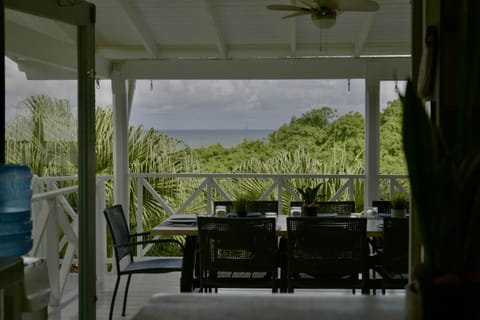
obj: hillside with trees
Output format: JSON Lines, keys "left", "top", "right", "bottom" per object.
{"left": 192, "top": 102, "right": 406, "bottom": 175}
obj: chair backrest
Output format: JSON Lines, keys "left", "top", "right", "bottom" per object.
{"left": 289, "top": 201, "right": 355, "bottom": 215}
{"left": 197, "top": 217, "right": 278, "bottom": 273}
{"left": 287, "top": 217, "right": 368, "bottom": 275}
{"left": 104, "top": 205, "right": 133, "bottom": 265}
{"left": 382, "top": 217, "right": 409, "bottom": 274}
{"left": 372, "top": 200, "right": 392, "bottom": 214}
{"left": 246, "top": 200, "right": 279, "bottom": 214}
{"left": 316, "top": 201, "right": 355, "bottom": 215}
{"left": 214, "top": 200, "right": 279, "bottom": 215}
{"left": 213, "top": 201, "right": 234, "bottom": 214}
{"left": 372, "top": 200, "right": 410, "bottom": 214}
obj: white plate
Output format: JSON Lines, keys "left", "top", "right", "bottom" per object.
{"left": 169, "top": 214, "right": 197, "bottom": 224}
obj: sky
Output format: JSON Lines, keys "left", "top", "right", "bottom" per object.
{"left": 5, "top": 57, "right": 404, "bottom": 130}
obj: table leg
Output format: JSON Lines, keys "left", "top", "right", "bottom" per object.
{"left": 180, "top": 235, "right": 197, "bottom": 292}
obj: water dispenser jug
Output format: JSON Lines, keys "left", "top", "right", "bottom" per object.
{"left": 0, "top": 164, "right": 33, "bottom": 257}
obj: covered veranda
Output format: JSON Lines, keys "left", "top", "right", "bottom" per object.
{"left": 2, "top": 0, "right": 421, "bottom": 319}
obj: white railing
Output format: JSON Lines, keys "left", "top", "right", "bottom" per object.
{"left": 29, "top": 172, "right": 408, "bottom": 310}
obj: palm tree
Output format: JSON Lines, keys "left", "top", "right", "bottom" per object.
{"left": 6, "top": 95, "right": 77, "bottom": 176}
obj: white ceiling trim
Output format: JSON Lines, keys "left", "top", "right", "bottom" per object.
{"left": 115, "top": 0, "right": 158, "bottom": 58}
{"left": 201, "top": 0, "right": 227, "bottom": 59}
{"left": 120, "top": 57, "right": 411, "bottom": 80}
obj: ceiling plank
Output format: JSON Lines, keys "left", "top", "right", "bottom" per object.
{"left": 6, "top": 20, "right": 77, "bottom": 72}
{"left": 289, "top": 0, "right": 297, "bottom": 58}
{"left": 353, "top": 13, "right": 375, "bottom": 58}
{"left": 5, "top": 0, "right": 93, "bottom": 26}
{"left": 201, "top": 0, "right": 227, "bottom": 59}
{"left": 115, "top": 0, "right": 158, "bottom": 58}
{"left": 289, "top": 17, "right": 297, "bottom": 58}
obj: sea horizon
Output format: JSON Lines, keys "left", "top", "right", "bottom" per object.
{"left": 160, "top": 129, "right": 273, "bottom": 149}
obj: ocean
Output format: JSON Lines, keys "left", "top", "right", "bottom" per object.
{"left": 161, "top": 129, "right": 272, "bottom": 149}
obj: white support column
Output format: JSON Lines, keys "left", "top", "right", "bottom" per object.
{"left": 364, "top": 76, "right": 380, "bottom": 209}
{"left": 127, "top": 79, "right": 136, "bottom": 120}
{"left": 112, "top": 64, "right": 130, "bottom": 213}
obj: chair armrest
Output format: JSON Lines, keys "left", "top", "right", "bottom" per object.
{"left": 129, "top": 231, "right": 151, "bottom": 238}
{"left": 115, "top": 238, "right": 185, "bottom": 251}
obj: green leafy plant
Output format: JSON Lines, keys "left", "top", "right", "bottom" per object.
{"left": 296, "top": 183, "right": 324, "bottom": 206}
{"left": 391, "top": 191, "right": 408, "bottom": 210}
{"left": 401, "top": 79, "right": 480, "bottom": 283}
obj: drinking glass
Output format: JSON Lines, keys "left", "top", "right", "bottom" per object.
{"left": 366, "top": 206, "right": 378, "bottom": 218}
{"left": 290, "top": 206, "right": 302, "bottom": 217}
{"left": 215, "top": 205, "right": 227, "bottom": 217}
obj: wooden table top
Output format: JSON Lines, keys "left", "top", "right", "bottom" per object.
{"left": 150, "top": 214, "right": 384, "bottom": 238}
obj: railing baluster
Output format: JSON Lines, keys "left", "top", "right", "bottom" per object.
{"left": 137, "top": 176, "right": 144, "bottom": 258}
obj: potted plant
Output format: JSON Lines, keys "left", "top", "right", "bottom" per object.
{"left": 296, "top": 183, "right": 324, "bottom": 216}
{"left": 233, "top": 193, "right": 254, "bottom": 217}
{"left": 390, "top": 191, "right": 408, "bottom": 218}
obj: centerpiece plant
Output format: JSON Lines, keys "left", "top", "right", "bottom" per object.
{"left": 233, "top": 192, "right": 255, "bottom": 217}
{"left": 390, "top": 191, "right": 408, "bottom": 218}
{"left": 296, "top": 182, "right": 324, "bottom": 216}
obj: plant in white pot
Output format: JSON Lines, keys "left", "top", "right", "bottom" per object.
{"left": 391, "top": 192, "right": 408, "bottom": 218}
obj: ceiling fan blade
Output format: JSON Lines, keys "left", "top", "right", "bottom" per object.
{"left": 298, "top": 0, "right": 319, "bottom": 9}
{"left": 336, "top": 0, "right": 379, "bottom": 12}
{"left": 266, "top": 4, "right": 309, "bottom": 11}
{"left": 282, "top": 11, "right": 312, "bottom": 19}
{"left": 314, "top": 0, "right": 339, "bottom": 9}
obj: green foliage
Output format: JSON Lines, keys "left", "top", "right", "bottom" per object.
{"left": 380, "top": 100, "right": 407, "bottom": 174}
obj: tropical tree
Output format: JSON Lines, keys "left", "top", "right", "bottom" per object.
{"left": 5, "top": 95, "right": 77, "bottom": 176}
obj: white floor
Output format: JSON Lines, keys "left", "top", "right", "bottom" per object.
{"left": 49, "top": 272, "right": 405, "bottom": 320}
{"left": 51, "top": 272, "right": 182, "bottom": 320}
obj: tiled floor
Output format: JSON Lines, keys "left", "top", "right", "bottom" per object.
{"left": 50, "top": 272, "right": 405, "bottom": 320}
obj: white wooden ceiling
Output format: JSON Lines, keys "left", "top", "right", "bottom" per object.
{"left": 5, "top": 0, "right": 411, "bottom": 80}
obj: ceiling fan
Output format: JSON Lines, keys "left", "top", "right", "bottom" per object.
{"left": 267, "top": 0, "right": 379, "bottom": 30}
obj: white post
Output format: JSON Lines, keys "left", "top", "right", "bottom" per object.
{"left": 45, "top": 198, "right": 60, "bottom": 307}
{"left": 364, "top": 75, "right": 380, "bottom": 210}
{"left": 112, "top": 64, "right": 130, "bottom": 214}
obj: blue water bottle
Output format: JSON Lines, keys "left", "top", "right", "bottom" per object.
{"left": 0, "top": 164, "right": 33, "bottom": 257}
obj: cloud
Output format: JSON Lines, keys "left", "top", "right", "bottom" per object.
{"left": 5, "top": 58, "right": 402, "bottom": 130}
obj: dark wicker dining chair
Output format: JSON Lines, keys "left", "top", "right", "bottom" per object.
{"left": 286, "top": 216, "right": 369, "bottom": 293}
{"left": 246, "top": 200, "right": 279, "bottom": 214}
{"left": 370, "top": 217, "right": 409, "bottom": 294}
{"left": 213, "top": 200, "right": 279, "bottom": 216}
{"left": 290, "top": 201, "right": 356, "bottom": 215}
{"left": 104, "top": 205, "right": 184, "bottom": 320}
{"left": 372, "top": 200, "right": 392, "bottom": 214}
{"left": 316, "top": 201, "right": 356, "bottom": 215}
{"left": 197, "top": 216, "right": 279, "bottom": 292}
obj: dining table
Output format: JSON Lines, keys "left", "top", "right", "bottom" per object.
{"left": 150, "top": 214, "right": 384, "bottom": 292}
